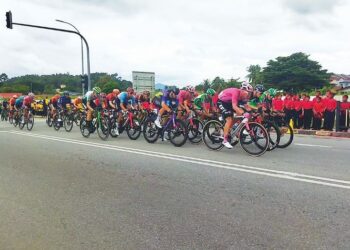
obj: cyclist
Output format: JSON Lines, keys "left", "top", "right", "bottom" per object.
{"left": 58, "top": 91, "right": 72, "bottom": 111}
{"left": 136, "top": 90, "right": 151, "bottom": 111}
{"left": 151, "top": 91, "right": 164, "bottom": 111}
{"left": 217, "top": 82, "right": 253, "bottom": 148}
{"left": 177, "top": 85, "right": 195, "bottom": 118}
{"left": 21, "top": 93, "right": 35, "bottom": 123}
{"left": 106, "top": 89, "right": 120, "bottom": 110}
{"left": 193, "top": 88, "right": 216, "bottom": 119}
{"left": 83, "top": 87, "right": 101, "bottom": 133}
{"left": 49, "top": 94, "right": 61, "bottom": 120}
{"left": 116, "top": 87, "right": 137, "bottom": 129}
{"left": 73, "top": 96, "right": 83, "bottom": 110}
{"left": 9, "top": 95, "right": 17, "bottom": 119}
{"left": 154, "top": 87, "right": 180, "bottom": 128}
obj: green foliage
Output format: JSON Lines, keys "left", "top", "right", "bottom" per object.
{"left": 196, "top": 77, "right": 241, "bottom": 92}
{"left": 246, "top": 65, "right": 263, "bottom": 85}
{"left": 0, "top": 72, "right": 132, "bottom": 94}
{"left": 262, "top": 52, "right": 330, "bottom": 92}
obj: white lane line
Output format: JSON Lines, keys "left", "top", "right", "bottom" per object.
{"left": 295, "top": 143, "right": 331, "bottom": 148}
{"left": 8, "top": 131, "right": 350, "bottom": 190}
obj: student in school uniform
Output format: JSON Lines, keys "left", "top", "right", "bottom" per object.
{"left": 323, "top": 91, "right": 337, "bottom": 131}
{"left": 283, "top": 93, "right": 294, "bottom": 124}
{"left": 340, "top": 95, "right": 349, "bottom": 132}
{"left": 312, "top": 96, "right": 325, "bottom": 130}
{"left": 302, "top": 95, "right": 313, "bottom": 129}
{"left": 272, "top": 93, "right": 284, "bottom": 113}
{"left": 293, "top": 94, "right": 303, "bottom": 129}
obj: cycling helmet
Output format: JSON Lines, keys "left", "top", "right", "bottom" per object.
{"left": 170, "top": 87, "right": 180, "bottom": 95}
{"left": 113, "top": 89, "right": 120, "bottom": 95}
{"left": 28, "top": 92, "right": 35, "bottom": 99}
{"left": 267, "top": 88, "right": 277, "bottom": 97}
{"left": 100, "top": 92, "right": 107, "bottom": 98}
{"left": 76, "top": 96, "right": 82, "bottom": 100}
{"left": 127, "top": 87, "right": 134, "bottom": 94}
{"left": 63, "top": 91, "right": 70, "bottom": 96}
{"left": 13, "top": 95, "right": 18, "bottom": 98}
{"left": 254, "top": 84, "right": 265, "bottom": 93}
{"left": 240, "top": 82, "right": 253, "bottom": 92}
{"left": 206, "top": 88, "right": 216, "bottom": 96}
{"left": 186, "top": 85, "right": 195, "bottom": 93}
{"left": 92, "top": 87, "right": 101, "bottom": 94}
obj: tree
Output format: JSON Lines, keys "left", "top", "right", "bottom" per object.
{"left": 262, "top": 52, "right": 330, "bottom": 92}
{"left": 246, "top": 65, "right": 262, "bottom": 85}
{"left": 0, "top": 73, "right": 8, "bottom": 83}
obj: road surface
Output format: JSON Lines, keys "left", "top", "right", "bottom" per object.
{"left": 1, "top": 119, "right": 349, "bottom": 249}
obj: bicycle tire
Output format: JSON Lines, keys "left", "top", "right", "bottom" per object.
{"left": 188, "top": 118, "right": 203, "bottom": 144}
{"left": 143, "top": 118, "right": 159, "bottom": 143}
{"left": 26, "top": 113, "right": 34, "bottom": 131}
{"left": 97, "top": 117, "right": 110, "bottom": 140}
{"left": 276, "top": 120, "right": 294, "bottom": 149}
{"left": 202, "top": 120, "right": 224, "bottom": 150}
{"left": 126, "top": 118, "right": 142, "bottom": 140}
{"left": 64, "top": 114, "right": 74, "bottom": 132}
{"left": 239, "top": 122, "right": 269, "bottom": 156}
{"left": 80, "top": 117, "right": 90, "bottom": 138}
{"left": 263, "top": 121, "right": 280, "bottom": 151}
{"left": 19, "top": 114, "right": 25, "bottom": 130}
{"left": 169, "top": 119, "right": 188, "bottom": 147}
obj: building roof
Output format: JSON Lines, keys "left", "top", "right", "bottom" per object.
{"left": 0, "top": 93, "right": 22, "bottom": 99}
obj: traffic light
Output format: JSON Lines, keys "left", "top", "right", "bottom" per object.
{"left": 81, "top": 74, "right": 88, "bottom": 92}
{"left": 6, "top": 11, "right": 12, "bottom": 29}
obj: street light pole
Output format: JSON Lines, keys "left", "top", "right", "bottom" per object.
{"left": 56, "top": 19, "right": 85, "bottom": 95}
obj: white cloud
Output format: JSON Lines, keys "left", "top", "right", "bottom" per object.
{"left": 1, "top": 0, "right": 349, "bottom": 86}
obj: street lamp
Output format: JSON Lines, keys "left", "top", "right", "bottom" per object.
{"left": 55, "top": 19, "right": 85, "bottom": 95}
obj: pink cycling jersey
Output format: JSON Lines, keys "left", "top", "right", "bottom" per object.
{"left": 218, "top": 88, "right": 242, "bottom": 107}
{"left": 177, "top": 90, "right": 192, "bottom": 104}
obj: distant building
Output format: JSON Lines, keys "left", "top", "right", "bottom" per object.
{"left": 132, "top": 71, "right": 155, "bottom": 93}
{"left": 330, "top": 74, "right": 350, "bottom": 89}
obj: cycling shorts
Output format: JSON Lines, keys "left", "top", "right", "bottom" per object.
{"left": 217, "top": 100, "right": 234, "bottom": 119}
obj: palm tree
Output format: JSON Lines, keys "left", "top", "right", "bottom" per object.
{"left": 246, "top": 65, "right": 262, "bottom": 85}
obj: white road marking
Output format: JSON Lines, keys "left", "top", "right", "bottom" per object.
{"left": 295, "top": 143, "right": 331, "bottom": 148}
{"left": 6, "top": 131, "right": 350, "bottom": 190}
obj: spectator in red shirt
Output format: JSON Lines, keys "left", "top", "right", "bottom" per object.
{"left": 284, "top": 93, "right": 294, "bottom": 124}
{"left": 312, "top": 96, "right": 325, "bottom": 130}
{"left": 302, "top": 95, "right": 314, "bottom": 129}
{"left": 272, "top": 93, "right": 284, "bottom": 112}
{"left": 312, "top": 90, "right": 322, "bottom": 103}
{"left": 340, "top": 95, "right": 349, "bottom": 132}
{"left": 293, "top": 94, "right": 303, "bottom": 129}
{"left": 323, "top": 91, "right": 337, "bottom": 131}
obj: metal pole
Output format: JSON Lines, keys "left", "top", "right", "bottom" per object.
{"left": 55, "top": 20, "right": 85, "bottom": 95}
{"left": 11, "top": 21, "right": 92, "bottom": 91}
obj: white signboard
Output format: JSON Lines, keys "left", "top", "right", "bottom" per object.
{"left": 132, "top": 71, "right": 155, "bottom": 93}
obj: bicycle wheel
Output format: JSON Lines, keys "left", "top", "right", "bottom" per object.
{"left": 79, "top": 117, "right": 90, "bottom": 138}
{"left": 26, "top": 113, "right": 34, "bottom": 131}
{"left": 53, "top": 117, "right": 61, "bottom": 131}
{"left": 188, "top": 118, "right": 203, "bottom": 144}
{"left": 168, "top": 119, "right": 188, "bottom": 147}
{"left": 19, "top": 114, "right": 25, "bottom": 130}
{"left": 143, "top": 118, "right": 159, "bottom": 143}
{"left": 46, "top": 113, "right": 53, "bottom": 127}
{"left": 126, "top": 118, "right": 142, "bottom": 140}
{"left": 97, "top": 117, "right": 110, "bottom": 140}
{"left": 64, "top": 114, "right": 74, "bottom": 132}
{"left": 109, "top": 119, "right": 119, "bottom": 138}
{"left": 276, "top": 120, "right": 294, "bottom": 149}
{"left": 263, "top": 121, "right": 280, "bottom": 151}
{"left": 239, "top": 122, "right": 269, "bottom": 156}
{"left": 9, "top": 113, "right": 13, "bottom": 124}
{"left": 202, "top": 120, "right": 224, "bottom": 150}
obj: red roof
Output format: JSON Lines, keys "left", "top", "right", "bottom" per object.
{"left": 0, "top": 93, "right": 22, "bottom": 99}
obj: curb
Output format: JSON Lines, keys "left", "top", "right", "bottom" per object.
{"left": 294, "top": 129, "right": 350, "bottom": 138}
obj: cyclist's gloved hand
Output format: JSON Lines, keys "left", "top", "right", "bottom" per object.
{"left": 243, "top": 113, "right": 250, "bottom": 119}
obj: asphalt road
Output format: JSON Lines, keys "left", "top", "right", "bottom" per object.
{"left": 0, "top": 119, "right": 349, "bottom": 249}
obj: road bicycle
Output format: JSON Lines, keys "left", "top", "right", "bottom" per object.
{"left": 18, "top": 108, "right": 34, "bottom": 131}
{"left": 1, "top": 108, "right": 9, "bottom": 121}
{"left": 80, "top": 108, "right": 110, "bottom": 140}
{"left": 143, "top": 110, "right": 188, "bottom": 147}
{"left": 202, "top": 113, "right": 269, "bottom": 156}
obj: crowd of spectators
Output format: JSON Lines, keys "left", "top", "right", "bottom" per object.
{"left": 272, "top": 90, "right": 349, "bottom": 132}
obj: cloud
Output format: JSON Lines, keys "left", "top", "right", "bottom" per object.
{"left": 1, "top": 0, "right": 350, "bottom": 86}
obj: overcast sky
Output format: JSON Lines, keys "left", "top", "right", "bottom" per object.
{"left": 1, "top": 0, "right": 349, "bottom": 86}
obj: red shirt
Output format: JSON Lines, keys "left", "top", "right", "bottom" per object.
{"left": 106, "top": 93, "right": 116, "bottom": 103}
{"left": 324, "top": 97, "right": 337, "bottom": 111}
{"left": 284, "top": 98, "right": 294, "bottom": 110}
{"left": 272, "top": 98, "right": 284, "bottom": 111}
{"left": 9, "top": 97, "right": 16, "bottom": 106}
{"left": 340, "top": 101, "right": 350, "bottom": 111}
{"left": 293, "top": 100, "right": 302, "bottom": 111}
{"left": 313, "top": 101, "right": 325, "bottom": 113}
{"left": 302, "top": 100, "right": 313, "bottom": 110}
{"left": 177, "top": 90, "right": 192, "bottom": 104}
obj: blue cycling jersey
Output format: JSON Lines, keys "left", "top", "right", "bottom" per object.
{"left": 118, "top": 92, "right": 135, "bottom": 105}
{"left": 58, "top": 96, "right": 71, "bottom": 107}
{"left": 161, "top": 90, "right": 178, "bottom": 109}
{"left": 15, "top": 96, "right": 24, "bottom": 107}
